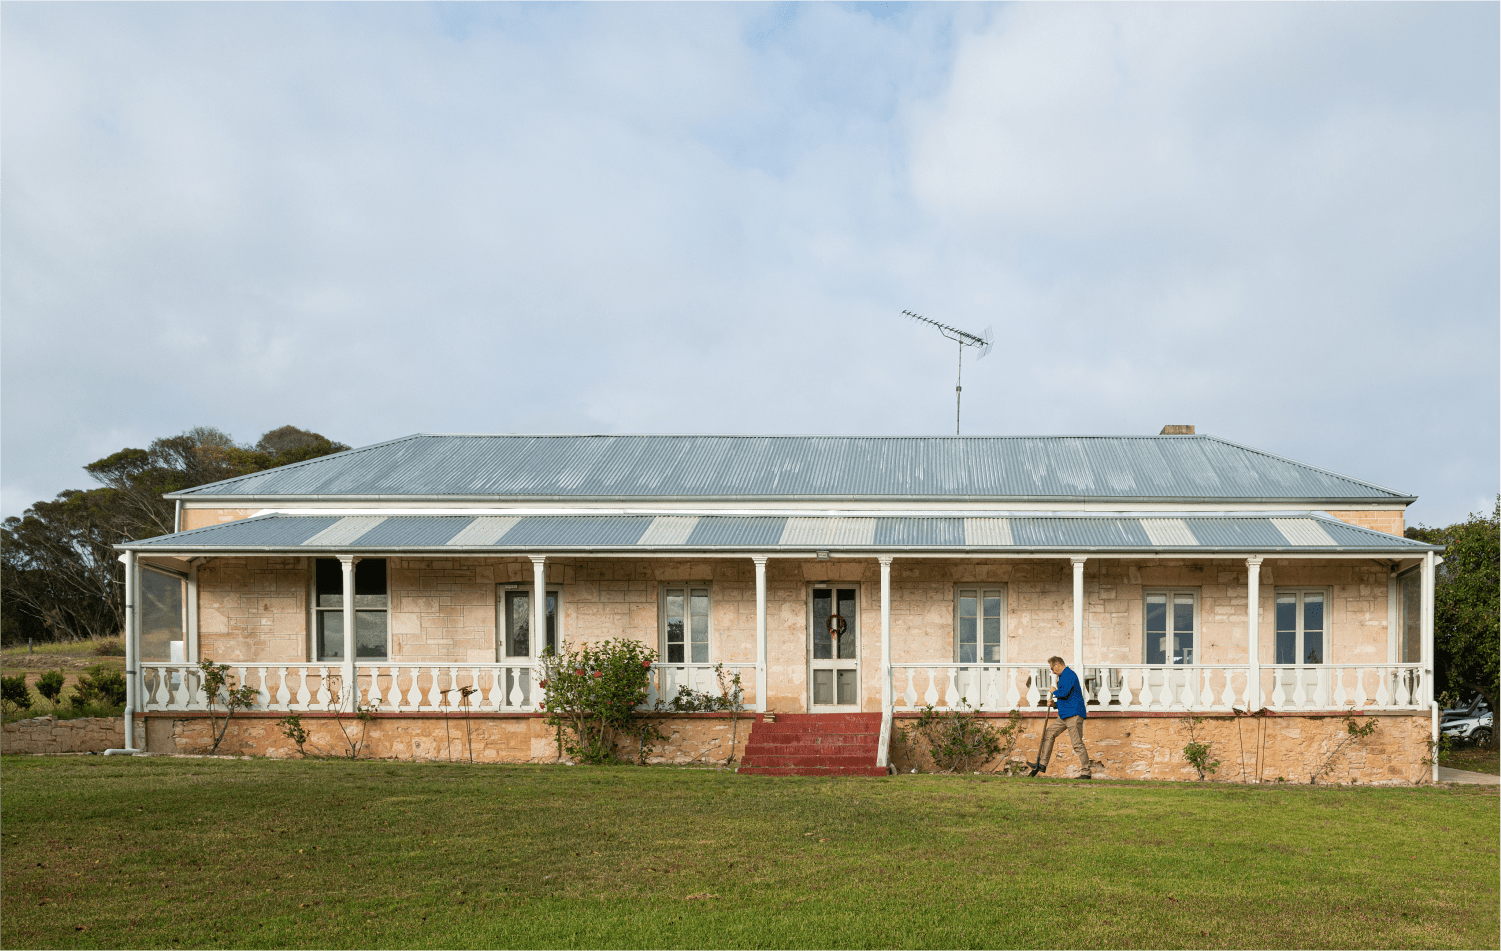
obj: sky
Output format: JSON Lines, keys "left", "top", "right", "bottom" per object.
{"left": 3, "top": 2, "right": 1497, "bottom": 528}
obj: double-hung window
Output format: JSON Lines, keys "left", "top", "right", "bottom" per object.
{"left": 139, "top": 564, "right": 188, "bottom": 664}
{"left": 1397, "top": 572, "right": 1421, "bottom": 664}
{"left": 313, "top": 558, "right": 389, "bottom": 661}
{"left": 954, "top": 586, "right": 1005, "bottom": 663}
{"left": 1275, "top": 589, "right": 1326, "bottom": 665}
{"left": 661, "top": 585, "right": 711, "bottom": 664}
{"left": 1144, "top": 589, "right": 1197, "bottom": 665}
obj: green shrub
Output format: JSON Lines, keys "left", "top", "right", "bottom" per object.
{"left": 71, "top": 665, "right": 126, "bottom": 709}
{"left": 538, "top": 639, "right": 663, "bottom": 764}
{"left": 2, "top": 674, "right": 33, "bottom": 711}
{"left": 896, "top": 703, "right": 1012, "bottom": 773}
{"left": 36, "top": 670, "right": 65, "bottom": 702}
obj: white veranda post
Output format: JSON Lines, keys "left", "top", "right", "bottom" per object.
{"left": 877, "top": 556, "right": 893, "bottom": 768}
{"left": 753, "top": 556, "right": 768, "bottom": 713}
{"left": 531, "top": 556, "right": 547, "bottom": 672}
{"left": 340, "top": 556, "right": 357, "bottom": 711}
{"left": 1421, "top": 551, "right": 1435, "bottom": 706}
{"left": 1246, "top": 556, "right": 1263, "bottom": 710}
{"left": 1071, "top": 557, "right": 1086, "bottom": 673}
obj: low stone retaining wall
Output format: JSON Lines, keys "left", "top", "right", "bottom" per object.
{"left": 2, "top": 716, "right": 125, "bottom": 754}
{"left": 141, "top": 711, "right": 755, "bottom": 765}
{"left": 890, "top": 711, "right": 1432, "bottom": 785}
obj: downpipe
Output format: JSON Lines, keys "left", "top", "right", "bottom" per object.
{"left": 1430, "top": 701, "right": 1440, "bottom": 783}
{"left": 104, "top": 550, "right": 143, "bottom": 756}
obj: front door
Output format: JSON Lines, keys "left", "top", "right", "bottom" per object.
{"left": 809, "top": 587, "right": 859, "bottom": 709}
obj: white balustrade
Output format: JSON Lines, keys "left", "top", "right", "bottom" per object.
{"left": 887, "top": 663, "right": 1425, "bottom": 713}
{"left": 644, "top": 664, "right": 758, "bottom": 709}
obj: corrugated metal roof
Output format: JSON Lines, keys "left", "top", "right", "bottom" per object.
{"left": 166, "top": 434, "right": 1413, "bottom": 503}
{"left": 124, "top": 513, "right": 1438, "bottom": 553}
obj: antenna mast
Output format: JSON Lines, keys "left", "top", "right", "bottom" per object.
{"left": 903, "top": 310, "right": 993, "bottom": 434}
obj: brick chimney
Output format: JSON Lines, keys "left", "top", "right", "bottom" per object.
{"left": 1159, "top": 425, "right": 1195, "bottom": 435}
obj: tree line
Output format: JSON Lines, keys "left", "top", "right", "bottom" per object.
{"left": 1407, "top": 501, "right": 1500, "bottom": 721}
{"left": 1, "top": 425, "right": 348, "bottom": 644}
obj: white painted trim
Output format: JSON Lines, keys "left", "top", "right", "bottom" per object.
{"left": 187, "top": 500, "right": 1410, "bottom": 515}
{"left": 1246, "top": 557, "right": 1262, "bottom": 710}
{"left": 807, "top": 582, "right": 862, "bottom": 712}
{"left": 1071, "top": 557, "right": 1086, "bottom": 670}
{"left": 753, "top": 557, "right": 768, "bottom": 713}
{"left": 878, "top": 556, "right": 893, "bottom": 769}
{"left": 658, "top": 582, "right": 714, "bottom": 666}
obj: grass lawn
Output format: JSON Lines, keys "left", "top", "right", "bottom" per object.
{"left": 2, "top": 758, "right": 1496, "bottom": 950}
{"left": 1441, "top": 743, "right": 1499, "bottom": 775}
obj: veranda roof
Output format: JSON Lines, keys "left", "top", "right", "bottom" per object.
{"left": 119, "top": 512, "right": 1438, "bottom": 555}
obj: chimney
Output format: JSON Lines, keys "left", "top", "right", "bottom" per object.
{"left": 1159, "top": 424, "right": 1195, "bottom": 435}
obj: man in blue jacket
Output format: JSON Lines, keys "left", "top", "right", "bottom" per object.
{"left": 1028, "top": 655, "right": 1091, "bottom": 779}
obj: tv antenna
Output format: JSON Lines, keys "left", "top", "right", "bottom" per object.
{"left": 903, "top": 310, "right": 993, "bottom": 434}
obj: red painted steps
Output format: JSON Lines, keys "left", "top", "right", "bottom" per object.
{"left": 737, "top": 713, "right": 888, "bottom": 777}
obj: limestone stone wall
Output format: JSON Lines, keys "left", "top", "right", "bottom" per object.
{"left": 143, "top": 712, "right": 753, "bottom": 765}
{"left": 180, "top": 508, "right": 261, "bottom": 531}
{"left": 191, "top": 555, "right": 1398, "bottom": 714}
{"left": 889, "top": 711, "right": 1431, "bottom": 785}
{"left": 198, "top": 557, "right": 309, "bottom": 663}
{"left": 1326, "top": 510, "right": 1406, "bottom": 537}
{"left": 1, "top": 716, "right": 125, "bottom": 754}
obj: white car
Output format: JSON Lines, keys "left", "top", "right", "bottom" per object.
{"left": 1441, "top": 711, "right": 1493, "bottom": 743}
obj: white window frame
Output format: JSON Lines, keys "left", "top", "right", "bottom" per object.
{"left": 807, "top": 583, "right": 861, "bottom": 709}
{"left": 658, "top": 583, "right": 713, "bottom": 666}
{"left": 1273, "top": 587, "right": 1331, "bottom": 666}
{"left": 310, "top": 558, "right": 390, "bottom": 662}
{"left": 1142, "top": 588, "right": 1200, "bottom": 666}
{"left": 496, "top": 584, "right": 562, "bottom": 659}
{"left": 953, "top": 585, "right": 1007, "bottom": 664}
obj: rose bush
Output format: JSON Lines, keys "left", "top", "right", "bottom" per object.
{"left": 538, "top": 639, "right": 663, "bottom": 764}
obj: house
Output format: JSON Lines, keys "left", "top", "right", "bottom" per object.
{"left": 114, "top": 428, "right": 1442, "bottom": 782}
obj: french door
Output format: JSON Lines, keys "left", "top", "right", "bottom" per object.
{"left": 809, "top": 587, "right": 860, "bottom": 709}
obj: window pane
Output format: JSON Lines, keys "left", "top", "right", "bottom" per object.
{"left": 669, "top": 585, "right": 687, "bottom": 660}
{"left": 1145, "top": 595, "right": 1167, "bottom": 664}
{"left": 837, "top": 589, "right": 857, "bottom": 660}
{"left": 354, "top": 559, "right": 387, "bottom": 608}
{"left": 983, "top": 592, "right": 1002, "bottom": 619}
{"left": 1302, "top": 594, "right": 1323, "bottom": 633}
{"left": 139, "top": 567, "right": 184, "bottom": 663}
{"left": 959, "top": 593, "right": 977, "bottom": 618}
{"left": 982, "top": 614, "right": 1001, "bottom": 663}
{"left": 318, "top": 611, "right": 344, "bottom": 661}
{"left": 1173, "top": 594, "right": 1194, "bottom": 665}
{"left": 958, "top": 615, "right": 977, "bottom": 659}
{"left": 690, "top": 589, "right": 709, "bottom": 664}
{"left": 545, "top": 594, "right": 557, "bottom": 655}
{"left": 813, "top": 669, "right": 833, "bottom": 705}
{"left": 837, "top": 669, "right": 857, "bottom": 706}
{"left": 1275, "top": 595, "right": 1297, "bottom": 665}
{"left": 506, "top": 591, "right": 529, "bottom": 657}
{"left": 813, "top": 589, "right": 832, "bottom": 660}
{"left": 1401, "top": 576, "right": 1421, "bottom": 663}
{"left": 355, "top": 610, "right": 387, "bottom": 659}
{"left": 316, "top": 559, "right": 343, "bottom": 608}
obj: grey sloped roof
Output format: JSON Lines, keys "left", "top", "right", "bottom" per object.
{"left": 122, "top": 513, "right": 1437, "bottom": 554}
{"left": 166, "top": 434, "right": 1413, "bottom": 503}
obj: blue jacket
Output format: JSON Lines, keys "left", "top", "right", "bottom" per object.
{"left": 1051, "top": 667, "right": 1087, "bottom": 719}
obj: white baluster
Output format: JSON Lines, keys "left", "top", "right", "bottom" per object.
{"left": 507, "top": 667, "right": 524, "bottom": 709}
{"left": 1270, "top": 670, "right": 1287, "bottom": 710}
{"left": 901, "top": 668, "right": 917, "bottom": 709}
{"left": 1332, "top": 667, "right": 1347, "bottom": 708}
{"left": 485, "top": 666, "right": 504, "bottom": 711}
{"left": 1024, "top": 671, "right": 1040, "bottom": 709}
{"left": 1352, "top": 667, "right": 1368, "bottom": 710}
{"left": 1393, "top": 669, "right": 1411, "bottom": 707}
{"left": 1115, "top": 669, "right": 1134, "bottom": 711}
{"left": 944, "top": 669, "right": 961, "bottom": 709}
{"left": 1374, "top": 669, "right": 1391, "bottom": 708}
{"left": 367, "top": 666, "right": 383, "bottom": 709}
{"left": 922, "top": 668, "right": 940, "bottom": 707}
{"left": 402, "top": 667, "right": 421, "bottom": 710}
{"left": 1180, "top": 668, "right": 1198, "bottom": 710}
{"left": 274, "top": 667, "right": 290, "bottom": 710}
{"left": 295, "top": 668, "right": 312, "bottom": 709}
{"left": 253, "top": 666, "right": 268, "bottom": 709}
{"left": 1004, "top": 667, "right": 1021, "bottom": 710}
{"left": 315, "top": 666, "right": 332, "bottom": 707}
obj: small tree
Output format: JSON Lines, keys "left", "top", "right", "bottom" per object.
{"left": 36, "top": 670, "right": 65, "bottom": 703}
{"left": 1182, "top": 716, "right": 1220, "bottom": 781}
{"left": 1, "top": 674, "right": 33, "bottom": 713}
{"left": 277, "top": 714, "right": 311, "bottom": 756}
{"left": 71, "top": 665, "right": 126, "bottom": 709}
{"left": 198, "top": 659, "right": 258, "bottom": 754}
{"left": 538, "top": 639, "right": 662, "bottom": 764}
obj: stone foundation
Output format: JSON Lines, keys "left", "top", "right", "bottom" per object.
{"left": 888, "top": 711, "right": 1431, "bottom": 785}
{"left": 1, "top": 716, "right": 125, "bottom": 754}
{"left": 140, "top": 712, "right": 755, "bottom": 765}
